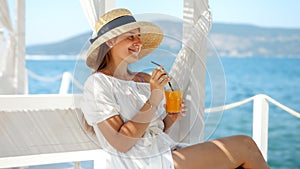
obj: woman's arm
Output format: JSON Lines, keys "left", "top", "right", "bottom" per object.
{"left": 97, "top": 67, "right": 170, "bottom": 152}
{"left": 163, "top": 114, "right": 178, "bottom": 132}
{"left": 163, "top": 100, "right": 186, "bottom": 132}
{"left": 97, "top": 94, "right": 160, "bottom": 152}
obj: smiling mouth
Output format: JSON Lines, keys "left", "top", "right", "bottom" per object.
{"left": 129, "top": 47, "right": 140, "bottom": 54}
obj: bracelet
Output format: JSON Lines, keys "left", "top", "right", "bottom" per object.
{"left": 145, "top": 100, "right": 158, "bottom": 110}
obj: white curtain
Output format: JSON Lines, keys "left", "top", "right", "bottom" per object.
{"left": 0, "top": 0, "right": 13, "bottom": 71}
{"left": 0, "top": 0, "right": 17, "bottom": 94}
{"left": 0, "top": 0, "right": 26, "bottom": 94}
{"left": 80, "top": 0, "right": 115, "bottom": 37}
{"left": 0, "top": 0, "right": 13, "bottom": 31}
{"left": 169, "top": 0, "right": 212, "bottom": 144}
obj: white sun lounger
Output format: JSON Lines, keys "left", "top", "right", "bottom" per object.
{"left": 0, "top": 94, "right": 106, "bottom": 168}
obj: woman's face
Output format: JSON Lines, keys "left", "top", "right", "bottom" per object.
{"left": 109, "top": 28, "right": 142, "bottom": 63}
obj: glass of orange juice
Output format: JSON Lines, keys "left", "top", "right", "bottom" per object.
{"left": 165, "top": 90, "right": 182, "bottom": 113}
{"left": 164, "top": 77, "right": 182, "bottom": 114}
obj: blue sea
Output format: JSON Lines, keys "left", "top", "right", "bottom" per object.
{"left": 25, "top": 57, "right": 300, "bottom": 169}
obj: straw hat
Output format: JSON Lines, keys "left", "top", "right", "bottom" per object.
{"left": 86, "top": 8, "right": 163, "bottom": 70}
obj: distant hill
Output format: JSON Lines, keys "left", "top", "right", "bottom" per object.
{"left": 26, "top": 22, "right": 300, "bottom": 57}
{"left": 210, "top": 23, "right": 300, "bottom": 57}
{"left": 26, "top": 32, "right": 91, "bottom": 55}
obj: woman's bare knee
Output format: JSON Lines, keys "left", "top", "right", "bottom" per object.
{"left": 172, "top": 135, "right": 269, "bottom": 169}
{"left": 172, "top": 140, "right": 240, "bottom": 169}
{"left": 212, "top": 135, "right": 268, "bottom": 168}
{"left": 231, "top": 135, "right": 262, "bottom": 155}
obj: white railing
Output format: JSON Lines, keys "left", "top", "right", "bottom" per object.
{"left": 27, "top": 70, "right": 84, "bottom": 94}
{"left": 59, "top": 72, "right": 84, "bottom": 94}
{"left": 205, "top": 94, "right": 300, "bottom": 160}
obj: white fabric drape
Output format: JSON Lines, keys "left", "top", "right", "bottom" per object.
{"left": 169, "top": 0, "right": 211, "bottom": 144}
{"left": 80, "top": 0, "right": 115, "bottom": 37}
{"left": 0, "top": 0, "right": 13, "bottom": 31}
{"left": 0, "top": 0, "right": 17, "bottom": 94}
{"left": 0, "top": 0, "right": 26, "bottom": 94}
{"left": 0, "top": 0, "right": 13, "bottom": 72}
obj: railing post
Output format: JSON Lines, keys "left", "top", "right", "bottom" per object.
{"left": 59, "top": 72, "right": 72, "bottom": 94}
{"left": 74, "top": 161, "right": 80, "bottom": 169}
{"left": 94, "top": 159, "right": 101, "bottom": 169}
{"left": 93, "top": 150, "right": 106, "bottom": 169}
{"left": 252, "top": 94, "right": 269, "bottom": 161}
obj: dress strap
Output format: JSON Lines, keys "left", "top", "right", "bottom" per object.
{"left": 136, "top": 73, "right": 145, "bottom": 82}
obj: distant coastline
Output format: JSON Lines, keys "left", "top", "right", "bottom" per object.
{"left": 26, "top": 22, "right": 300, "bottom": 58}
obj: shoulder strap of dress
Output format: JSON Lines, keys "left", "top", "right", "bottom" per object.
{"left": 135, "top": 73, "right": 145, "bottom": 83}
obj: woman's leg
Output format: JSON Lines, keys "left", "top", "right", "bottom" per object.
{"left": 172, "top": 135, "right": 269, "bottom": 169}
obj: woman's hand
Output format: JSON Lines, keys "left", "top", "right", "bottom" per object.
{"left": 149, "top": 66, "right": 171, "bottom": 104}
{"left": 150, "top": 66, "right": 171, "bottom": 91}
{"left": 165, "top": 99, "right": 187, "bottom": 121}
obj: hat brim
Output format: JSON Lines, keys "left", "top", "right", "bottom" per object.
{"left": 86, "top": 21, "right": 163, "bottom": 70}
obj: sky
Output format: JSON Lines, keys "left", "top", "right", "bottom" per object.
{"left": 7, "top": 0, "right": 300, "bottom": 46}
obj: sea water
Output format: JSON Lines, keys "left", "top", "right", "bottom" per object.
{"left": 25, "top": 57, "right": 300, "bottom": 169}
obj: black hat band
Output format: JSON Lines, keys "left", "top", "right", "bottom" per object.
{"left": 90, "top": 15, "right": 136, "bottom": 44}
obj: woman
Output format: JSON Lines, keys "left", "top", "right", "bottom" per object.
{"left": 80, "top": 8, "right": 269, "bottom": 169}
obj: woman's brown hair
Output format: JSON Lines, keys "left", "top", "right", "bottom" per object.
{"left": 82, "top": 43, "right": 111, "bottom": 135}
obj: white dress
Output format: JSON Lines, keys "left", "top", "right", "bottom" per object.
{"left": 81, "top": 73, "right": 177, "bottom": 169}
